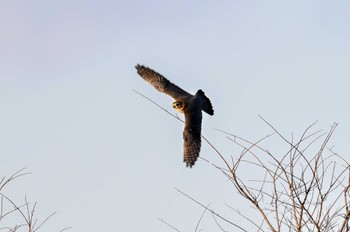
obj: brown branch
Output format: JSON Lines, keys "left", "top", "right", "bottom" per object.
{"left": 157, "top": 217, "right": 181, "bottom": 232}
{"left": 194, "top": 203, "right": 211, "bottom": 232}
{"left": 175, "top": 188, "right": 247, "bottom": 232}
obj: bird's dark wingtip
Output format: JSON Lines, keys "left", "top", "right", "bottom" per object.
{"left": 196, "top": 89, "right": 214, "bottom": 116}
{"left": 135, "top": 64, "right": 142, "bottom": 70}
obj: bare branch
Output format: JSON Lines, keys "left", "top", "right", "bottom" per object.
{"left": 175, "top": 188, "right": 247, "bottom": 232}
{"left": 157, "top": 217, "right": 181, "bottom": 232}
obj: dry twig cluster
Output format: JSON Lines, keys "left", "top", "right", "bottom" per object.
{"left": 0, "top": 169, "right": 70, "bottom": 232}
{"left": 215, "top": 119, "right": 350, "bottom": 232}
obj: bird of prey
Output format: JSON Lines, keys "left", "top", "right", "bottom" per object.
{"left": 135, "top": 64, "right": 214, "bottom": 168}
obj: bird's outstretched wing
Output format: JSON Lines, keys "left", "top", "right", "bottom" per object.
{"left": 183, "top": 108, "right": 202, "bottom": 168}
{"left": 135, "top": 64, "right": 192, "bottom": 100}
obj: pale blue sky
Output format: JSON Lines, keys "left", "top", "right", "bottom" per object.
{"left": 1, "top": 0, "right": 350, "bottom": 231}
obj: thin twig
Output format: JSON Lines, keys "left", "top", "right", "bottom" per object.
{"left": 175, "top": 188, "right": 247, "bottom": 232}
{"left": 157, "top": 217, "right": 181, "bottom": 232}
{"left": 194, "top": 203, "right": 211, "bottom": 232}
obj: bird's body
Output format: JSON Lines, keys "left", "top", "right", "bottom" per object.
{"left": 135, "top": 64, "right": 214, "bottom": 168}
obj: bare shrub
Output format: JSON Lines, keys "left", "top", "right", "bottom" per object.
{"left": 0, "top": 169, "right": 70, "bottom": 232}
{"left": 213, "top": 119, "right": 349, "bottom": 232}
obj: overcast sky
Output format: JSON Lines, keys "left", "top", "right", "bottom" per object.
{"left": 1, "top": 0, "right": 349, "bottom": 231}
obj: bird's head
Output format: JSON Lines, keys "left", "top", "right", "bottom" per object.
{"left": 172, "top": 101, "right": 185, "bottom": 113}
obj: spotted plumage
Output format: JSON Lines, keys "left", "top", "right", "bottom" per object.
{"left": 135, "top": 64, "right": 214, "bottom": 168}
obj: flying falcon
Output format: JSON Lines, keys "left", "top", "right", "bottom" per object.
{"left": 135, "top": 64, "right": 214, "bottom": 168}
